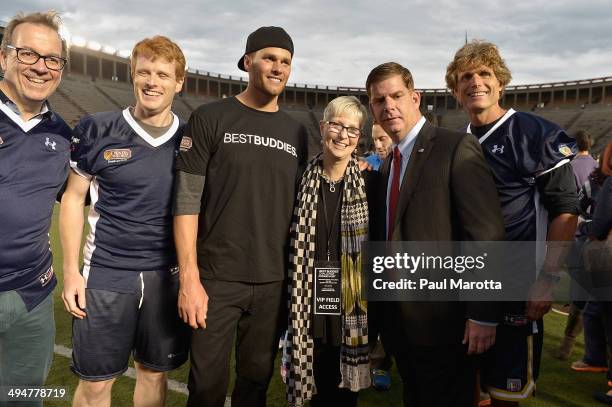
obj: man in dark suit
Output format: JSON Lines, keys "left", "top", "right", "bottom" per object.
{"left": 366, "top": 62, "right": 506, "bottom": 407}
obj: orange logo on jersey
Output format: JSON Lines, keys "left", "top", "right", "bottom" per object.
{"left": 104, "top": 148, "right": 132, "bottom": 162}
{"left": 179, "top": 136, "right": 192, "bottom": 152}
{"left": 558, "top": 145, "right": 573, "bottom": 157}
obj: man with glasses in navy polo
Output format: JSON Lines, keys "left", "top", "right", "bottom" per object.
{"left": 0, "top": 11, "right": 71, "bottom": 403}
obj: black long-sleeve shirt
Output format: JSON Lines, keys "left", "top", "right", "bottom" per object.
{"left": 584, "top": 177, "right": 612, "bottom": 240}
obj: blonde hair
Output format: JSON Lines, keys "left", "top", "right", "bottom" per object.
{"left": 445, "top": 40, "right": 512, "bottom": 93}
{"left": 323, "top": 96, "right": 368, "bottom": 129}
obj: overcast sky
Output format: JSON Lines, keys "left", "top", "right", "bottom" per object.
{"left": 4, "top": 0, "right": 612, "bottom": 89}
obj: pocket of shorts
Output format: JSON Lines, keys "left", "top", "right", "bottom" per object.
{"left": 0, "top": 291, "right": 27, "bottom": 332}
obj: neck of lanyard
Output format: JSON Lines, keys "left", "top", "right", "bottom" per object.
{"left": 320, "top": 179, "right": 343, "bottom": 261}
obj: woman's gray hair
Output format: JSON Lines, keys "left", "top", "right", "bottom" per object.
{"left": 322, "top": 96, "right": 368, "bottom": 129}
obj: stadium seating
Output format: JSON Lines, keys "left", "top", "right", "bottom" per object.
{"left": 537, "top": 107, "right": 583, "bottom": 130}
{"left": 48, "top": 72, "right": 612, "bottom": 157}
{"left": 283, "top": 108, "right": 322, "bottom": 158}
{"left": 48, "top": 89, "right": 84, "bottom": 127}
{"left": 438, "top": 110, "right": 469, "bottom": 131}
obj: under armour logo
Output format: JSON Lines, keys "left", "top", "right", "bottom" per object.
{"left": 491, "top": 144, "right": 504, "bottom": 154}
{"left": 39, "top": 267, "right": 54, "bottom": 287}
{"left": 45, "top": 137, "right": 56, "bottom": 150}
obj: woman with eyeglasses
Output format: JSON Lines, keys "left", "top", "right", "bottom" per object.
{"left": 283, "top": 96, "right": 371, "bottom": 406}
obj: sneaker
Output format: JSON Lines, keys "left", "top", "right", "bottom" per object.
{"left": 594, "top": 391, "right": 612, "bottom": 405}
{"left": 571, "top": 360, "right": 608, "bottom": 373}
{"left": 371, "top": 368, "right": 391, "bottom": 391}
{"left": 478, "top": 391, "right": 491, "bottom": 406}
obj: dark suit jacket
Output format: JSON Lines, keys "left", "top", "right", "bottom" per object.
{"left": 370, "top": 121, "right": 505, "bottom": 348}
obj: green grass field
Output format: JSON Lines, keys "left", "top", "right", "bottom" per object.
{"left": 44, "top": 205, "right": 607, "bottom": 406}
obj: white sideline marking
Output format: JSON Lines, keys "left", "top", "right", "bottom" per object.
{"left": 551, "top": 307, "right": 569, "bottom": 317}
{"left": 53, "top": 344, "right": 232, "bottom": 406}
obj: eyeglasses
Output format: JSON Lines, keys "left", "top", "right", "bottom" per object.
{"left": 324, "top": 121, "right": 361, "bottom": 138}
{"left": 5, "top": 45, "right": 67, "bottom": 71}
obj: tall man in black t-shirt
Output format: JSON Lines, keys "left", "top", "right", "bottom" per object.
{"left": 173, "top": 26, "right": 307, "bottom": 407}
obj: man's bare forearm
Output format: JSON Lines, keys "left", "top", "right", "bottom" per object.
{"left": 59, "top": 173, "right": 90, "bottom": 275}
{"left": 548, "top": 213, "right": 578, "bottom": 242}
{"left": 543, "top": 212, "right": 578, "bottom": 274}
{"left": 174, "top": 214, "right": 201, "bottom": 281}
{"left": 174, "top": 214, "right": 208, "bottom": 329}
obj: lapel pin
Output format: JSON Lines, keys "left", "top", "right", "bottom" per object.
{"left": 417, "top": 148, "right": 424, "bottom": 153}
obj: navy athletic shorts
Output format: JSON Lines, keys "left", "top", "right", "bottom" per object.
{"left": 71, "top": 268, "right": 190, "bottom": 381}
{"left": 481, "top": 317, "right": 543, "bottom": 402}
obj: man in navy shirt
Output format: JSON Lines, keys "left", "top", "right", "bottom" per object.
{"left": 60, "top": 36, "right": 189, "bottom": 407}
{"left": 446, "top": 40, "right": 578, "bottom": 407}
{"left": 0, "top": 11, "right": 71, "bottom": 402}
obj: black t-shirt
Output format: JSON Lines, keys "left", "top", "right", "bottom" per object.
{"left": 470, "top": 117, "right": 501, "bottom": 139}
{"left": 175, "top": 97, "right": 308, "bottom": 282}
{"left": 313, "top": 180, "right": 343, "bottom": 346}
{"left": 315, "top": 180, "right": 343, "bottom": 263}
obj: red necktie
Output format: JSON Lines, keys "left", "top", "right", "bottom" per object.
{"left": 388, "top": 146, "right": 401, "bottom": 240}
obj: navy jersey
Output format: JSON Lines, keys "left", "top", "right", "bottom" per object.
{"left": 468, "top": 109, "right": 576, "bottom": 242}
{"left": 71, "top": 109, "right": 183, "bottom": 290}
{"left": 0, "top": 95, "right": 71, "bottom": 310}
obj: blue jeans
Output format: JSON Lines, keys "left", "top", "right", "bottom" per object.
{"left": 0, "top": 291, "right": 55, "bottom": 407}
{"left": 583, "top": 301, "right": 607, "bottom": 367}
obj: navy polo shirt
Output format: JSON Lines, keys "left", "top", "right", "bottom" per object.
{"left": 0, "top": 90, "right": 71, "bottom": 311}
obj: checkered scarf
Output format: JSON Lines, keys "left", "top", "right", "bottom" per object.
{"left": 283, "top": 155, "right": 370, "bottom": 406}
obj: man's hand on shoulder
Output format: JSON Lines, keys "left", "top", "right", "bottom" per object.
{"left": 178, "top": 270, "right": 208, "bottom": 329}
{"left": 358, "top": 158, "right": 373, "bottom": 172}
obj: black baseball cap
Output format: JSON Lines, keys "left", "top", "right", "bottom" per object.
{"left": 237, "top": 26, "right": 294, "bottom": 71}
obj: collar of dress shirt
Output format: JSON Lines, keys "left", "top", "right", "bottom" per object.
{"left": 393, "top": 115, "right": 426, "bottom": 164}
{"left": 0, "top": 88, "right": 50, "bottom": 120}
